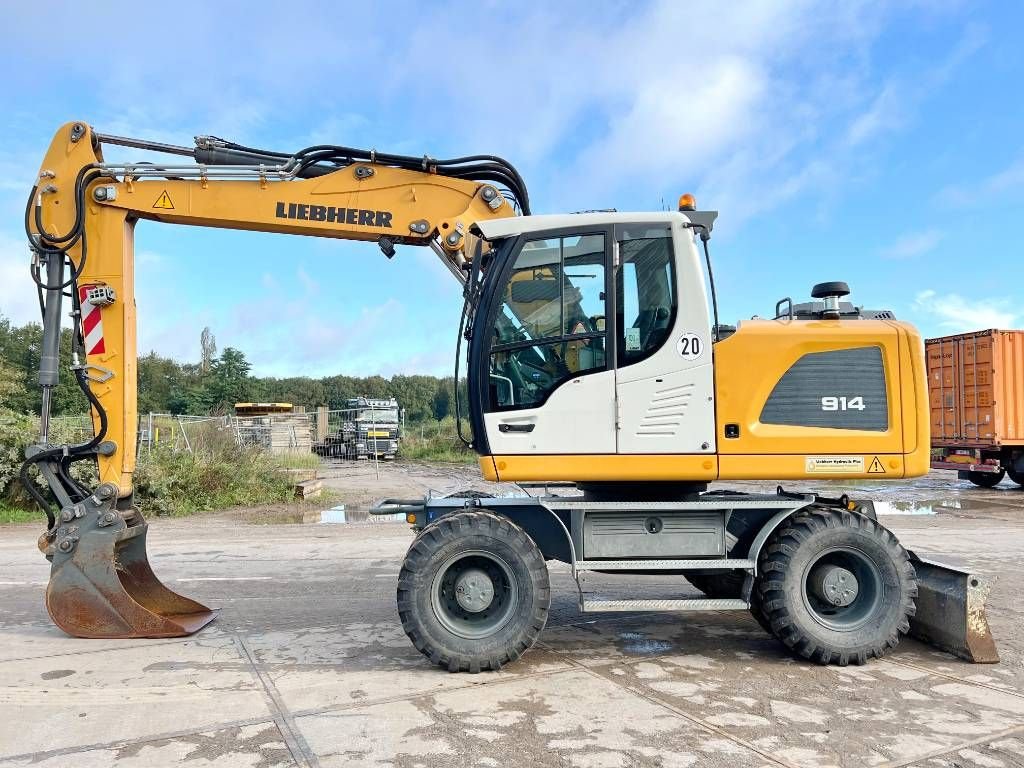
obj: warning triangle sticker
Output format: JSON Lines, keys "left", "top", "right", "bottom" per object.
{"left": 867, "top": 456, "right": 886, "bottom": 474}
{"left": 152, "top": 190, "right": 174, "bottom": 210}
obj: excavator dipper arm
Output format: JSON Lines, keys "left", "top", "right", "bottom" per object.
{"left": 23, "top": 121, "right": 521, "bottom": 638}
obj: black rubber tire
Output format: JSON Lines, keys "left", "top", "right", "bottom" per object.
{"left": 685, "top": 513, "right": 771, "bottom": 632}
{"left": 967, "top": 470, "right": 1005, "bottom": 488}
{"left": 686, "top": 573, "right": 775, "bottom": 635}
{"left": 397, "top": 510, "right": 550, "bottom": 673}
{"left": 748, "top": 586, "right": 775, "bottom": 635}
{"left": 757, "top": 508, "right": 917, "bottom": 666}
{"left": 1005, "top": 468, "right": 1023, "bottom": 487}
{"left": 686, "top": 511, "right": 759, "bottom": 601}
{"left": 686, "top": 571, "right": 745, "bottom": 599}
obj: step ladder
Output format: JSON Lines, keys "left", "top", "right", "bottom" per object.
{"left": 580, "top": 597, "right": 750, "bottom": 612}
{"left": 574, "top": 558, "right": 755, "bottom": 613}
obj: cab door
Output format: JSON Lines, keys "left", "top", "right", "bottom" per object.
{"left": 613, "top": 222, "right": 717, "bottom": 455}
{"left": 482, "top": 229, "right": 616, "bottom": 454}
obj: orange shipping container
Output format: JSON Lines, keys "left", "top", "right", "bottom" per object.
{"left": 926, "top": 329, "right": 1024, "bottom": 446}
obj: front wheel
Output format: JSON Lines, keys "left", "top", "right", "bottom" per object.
{"left": 397, "top": 510, "right": 550, "bottom": 673}
{"left": 967, "top": 470, "right": 1005, "bottom": 488}
{"left": 757, "top": 508, "right": 917, "bottom": 666}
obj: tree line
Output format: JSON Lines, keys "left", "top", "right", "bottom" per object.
{"left": 0, "top": 315, "right": 461, "bottom": 423}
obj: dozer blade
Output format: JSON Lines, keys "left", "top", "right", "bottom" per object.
{"left": 45, "top": 497, "right": 216, "bottom": 639}
{"left": 907, "top": 552, "right": 999, "bottom": 664}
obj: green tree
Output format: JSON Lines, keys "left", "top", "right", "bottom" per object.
{"left": 1, "top": 313, "right": 470, "bottom": 422}
{"left": 322, "top": 375, "right": 360, "bottom": 409}
{"left": 207, "top": 347, "right": 252, "bottom": 411}
{"left": 138, "top": 352, "right": 184, "bottom": 413}
{"left": 432, "top": 378, "right": 455, "bottom": 420}
{"left": 0, "top": 314, "right": 88, "bottom": 415}
{"left": 0, "top": 361, "right": 23, "bottom": 408}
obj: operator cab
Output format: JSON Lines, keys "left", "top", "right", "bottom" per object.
{"left": 466, "top": 211, "right": 718, "bottom": 461}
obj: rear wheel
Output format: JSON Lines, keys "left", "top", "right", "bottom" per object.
{"left": 748, "top": 586, "right": 774, "bottom": 635}
{"left": 1007, "top": 467, "right": 1024, "bottom": 487}
{"left": 398, "top": 510, "right": 549, "bottom": 673}
{"left": 967, "top": 470, "right": 1004, "bottom": 488}
{"left": 757, "top": 508, "right": 917, "bottom": 666}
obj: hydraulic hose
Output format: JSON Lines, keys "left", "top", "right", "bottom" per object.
{"left": 203, "top": 138, "right": 531, "bottom": 214}
{"left": 20, "top": 366, "right": 110, "bottom": 528}
{"left": 453, "top": 299, "right": 472, "bottom": 448}
{"left": 22, "top": 162, "right": 112, "bottom": 526}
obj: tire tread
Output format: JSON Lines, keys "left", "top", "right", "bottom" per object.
{"left": 397, "top": 509, "right": 549, "bottom": 673}
{"left": 756, "top": 507, "right": 916, "bottom": 666}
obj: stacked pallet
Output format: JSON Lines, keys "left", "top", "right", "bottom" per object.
{"left": 234, "top": 413, "right": 314, "bottom": 454}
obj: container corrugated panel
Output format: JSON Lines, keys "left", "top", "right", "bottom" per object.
{"left": 926, "top": 329, "right": 1024, "bottom": 447}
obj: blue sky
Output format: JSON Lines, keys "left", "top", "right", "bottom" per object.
{"left": 1, "top": 1, "right": 1022, "bottom": 377}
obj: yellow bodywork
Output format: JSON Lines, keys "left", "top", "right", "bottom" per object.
{"left": 483, "top": 318, "right": 930, "bottom": 483}
{"left": 714, "top": 317, "right": 929, "bottom": 480}
{"left": 33, "top": 121, "right": 930, "bottom": 496}
{"left": 33, "top": 122, "right": 516, "bottom": 497}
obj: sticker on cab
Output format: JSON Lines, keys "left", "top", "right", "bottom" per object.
{"left": 676, "top": 332, "right": 703, "bottom": 360}
{"left": 805, "top": 456, "right": 865, "bottom": 474}
{"left": 624, "top": 327, "right": 642, "bottom": 351}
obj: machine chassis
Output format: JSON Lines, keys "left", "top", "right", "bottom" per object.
{"left": 378, "top": 489, "right": 998, "bottom": 671}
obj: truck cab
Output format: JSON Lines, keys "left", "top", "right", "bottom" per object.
{"left": 343, "top": 396, "right": 401, "bottom": 460}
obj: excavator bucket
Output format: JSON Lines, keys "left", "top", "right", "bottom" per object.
{"left": 908, "top": 552, "right": 999, "bottom": 664}
{"left": 45, "top": 503, "right": 216, "bottom": 639}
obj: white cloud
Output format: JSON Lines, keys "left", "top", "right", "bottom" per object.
{"left": 221, "top": 290, "right": 447, "bottom": 377}
{"left": 0, "top": 1, "right": 993, "bottom": 376}
{"left": 0, "top": 233, "right": 41, "bottom": 325}
{"left": 136, "top": 250, "right": 163, "bottom": 266}
{"left": 913, "top": 289, "right": 1019, "bottom": 331}
{"left": 846, "top": 83, "right": 904, "bottom": 147}
{"left": 938, "top": 154, "right": 1024, "bottom": 206}
{"left": 879, "top": 230, "right": 943, "bottom": 259}
{"left": 296, "top": 266, "right": 319, "bottom": 296}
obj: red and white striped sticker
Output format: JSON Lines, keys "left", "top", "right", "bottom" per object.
{"left": 79, "top": 285, "right": 106, "bottom": 356}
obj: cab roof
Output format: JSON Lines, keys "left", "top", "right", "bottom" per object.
{"left": 474, "top": 210, "right": 717, "bottom": 241}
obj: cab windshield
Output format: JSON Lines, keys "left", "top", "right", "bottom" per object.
{"left": 485, "top": 225, "right": 675, "bottom": 411}
{"left": 355, "top": 408, "right": 399, "bottom": 423}
{"left": 488, "top": 233, "right": 607, "bottom": 410}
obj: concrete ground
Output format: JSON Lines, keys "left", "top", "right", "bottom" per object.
{"left": 1, "top": 466, "right": 1023, "bottom": 767}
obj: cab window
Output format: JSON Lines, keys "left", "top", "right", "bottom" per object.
{"left": 616, "top": 227, "right": 675, "bottom": 367}
{"left": 489, "top": 233, "right": 606, "bottom": 410}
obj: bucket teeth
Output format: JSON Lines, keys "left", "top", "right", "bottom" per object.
{"left": 45, "top": 500, "right": 216, "bottom": 639}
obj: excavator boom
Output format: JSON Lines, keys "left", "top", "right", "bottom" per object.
{"left": 24, "top": 121, "right": 522, "bottom": 638}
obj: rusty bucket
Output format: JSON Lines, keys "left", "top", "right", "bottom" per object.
{"left": 45, "top": 503, "right": 216, "bottom": 639}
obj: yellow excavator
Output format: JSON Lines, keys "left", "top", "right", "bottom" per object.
{"left": 21, "top": 121, "right": 997, "bottom": 670}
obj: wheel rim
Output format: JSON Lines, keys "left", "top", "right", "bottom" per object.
{"left": 801, "top": 547, "right": 884, "bottom": 632}
{"left": 430, "top": 550, "right": 519, "bottom": 639}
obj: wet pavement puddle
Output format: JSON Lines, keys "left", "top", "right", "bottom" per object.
{"left": 874, "top": 496, "right": 1004, "bottom": 515}
{"left": 316, "top": 505, "right": 405, "bottom": 524}
{"left": 875, "top": 500, "right": 943, "bottom": 515}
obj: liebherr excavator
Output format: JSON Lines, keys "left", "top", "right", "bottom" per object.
{"left": 21, "top": 121, "right": 997, "bottom": 670}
